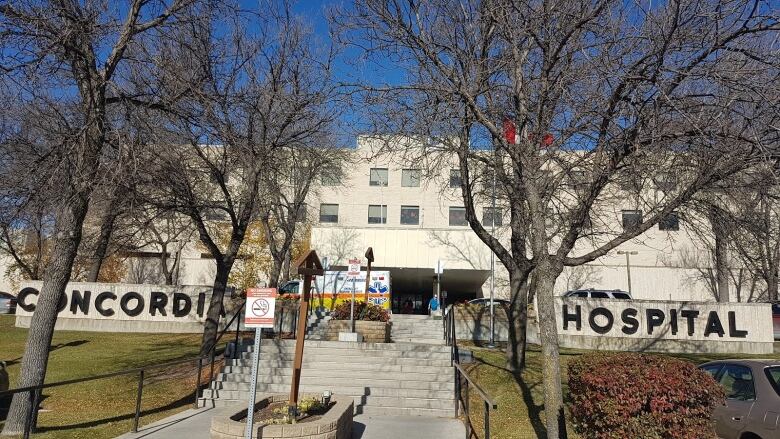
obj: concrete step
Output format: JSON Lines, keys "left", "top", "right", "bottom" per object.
{"left": 212, "top": 377, "right": 455, "bottom": 391}
{"left": 203, "top": 384, "right": 454, "bottom": 400}
{"left": 390, "top": 315, "right": 434, "bottom": 320}
{"left": 216, "top": 369, "right": 453, "bottom": 384}
{"left": 225, "top": 355, "right": 452, "bottom": 368}
{"left": 391, "top": 338, "right": 446, "bottom": 345}
{"left": 241, "top": 340, "right": 450, "bottom": 352}
{"left": 356, "top": 405, "right": 453, "bottom": 418}
{"left": 223, "top": 360, "right": 452, "bottom": 373}
{"left": 231, "top": 351, "right": 451, "bottom": 361}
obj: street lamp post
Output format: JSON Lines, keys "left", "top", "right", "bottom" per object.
{"left": 617, "top": 251, "right": 638, "bottom": 294}
{"left": 488, "top": 166, "right": 497, "bottom": 348}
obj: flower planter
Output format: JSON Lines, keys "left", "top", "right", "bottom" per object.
{"left": 210, "top": 393, "right": 353, "bottom": 439}
{"left": 325, "top": 320, "right": 391, "bottom": 343}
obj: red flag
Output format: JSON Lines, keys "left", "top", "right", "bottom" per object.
{"left": 503, "top": 117, "right": 516, "bottom": 144}
{"left": 542, "top": 133, "right": 554, "bottom": 147}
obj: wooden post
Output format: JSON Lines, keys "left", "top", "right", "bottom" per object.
{"left": 363, "top": 247, "right": 374, "bottom": 303}
{"left": 288, "top": 250, "right": 323, "bottom": 416}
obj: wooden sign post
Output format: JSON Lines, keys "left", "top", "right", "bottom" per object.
{"left": 288, "top": 250, "right": 324, "bottom": 418}
{"left": 363, "top": 247, "right": 374, "bottom": 303}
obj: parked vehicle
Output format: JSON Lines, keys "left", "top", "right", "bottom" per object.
{"left": 562, "top": 289, "right": 633, "bottom": 300}
{"left": 698, "top": 359, "right": 780, "bottom": 439}
{"left": 0, "top": 292, "right": 16, "bottom": 314}
{"left": 467, "top": 298, "right": 510, "bottom": 308}
{"left": 772, "top": 303, "right": 780, "bottom": 341}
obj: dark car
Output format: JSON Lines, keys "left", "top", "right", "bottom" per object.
{"left": 699, "top": 359, "right": 780, "bottom": 439}
{"left": 562, "top": 288, "right": 633, "bottom": 300}
{"left": 772, "top": 303, "right": 780, "bottom": 340}
{"left": 0, "top": 292, "right": 16, "bottom": 315}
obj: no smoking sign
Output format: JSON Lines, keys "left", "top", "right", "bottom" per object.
{"left": 244, "top": 288, "right": 277, "bottom": 328}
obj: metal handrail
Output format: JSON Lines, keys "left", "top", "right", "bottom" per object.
{"left": 0, "top": 299, "right": 246, "bottom": 439}
{"left": 446, "top": 304, "right": 498, "bottom": 439}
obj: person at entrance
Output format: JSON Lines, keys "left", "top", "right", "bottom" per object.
{"left": 402, "top": 299, "right": 414, "bottom": 314}
{"left": 428, "top": 295, "right": 440, "bottom": 318}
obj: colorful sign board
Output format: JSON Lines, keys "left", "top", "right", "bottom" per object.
{"left": 244, "top": 288, "right": 277, "bottom": 328}
{"left": 314, "top": 271, "right": 391, "bottom": 309}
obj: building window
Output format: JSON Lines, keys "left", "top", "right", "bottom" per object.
{"left": 622, "top": 210, "right": 642, "bottom": 230}
{"left": 449, "top": 169, "right": 462, "bottom": 188}
{"left": 402, "top": 169, "right": 421, "bottom": 187}
{"left": 400, "top": 205, "right": 420, "bottom": 225}
{"left": 369, "top": 168, "right": 389, "bottom": 186}
{"left": 654, "top": 173, "right": 678, "bottom": 192}
{"left": 659, "top": 212, "right": 679, "bottom": 231}
{"left": 368, "top": 205, "right": 387, "bottom": 224}
{"left": 321, "top": 173, "right": 341, "bottom": 186}
{"left": 319, "top": 204, "right": 339, "bottom": 223}
{"left": 449, "top": 207, "right": 468, "bottom": 226}
{"left": 482, "top": 207, "right": 503, "bottom": 227}
{"left": 295, "top": 204, "right": 307, "bottom": 223}
{"left": 571, "top": 170, "right": 589, "bottom": 193}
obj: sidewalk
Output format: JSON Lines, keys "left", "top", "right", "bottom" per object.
{"left": 115, "top": 408, "right": 465, "bottom": 439}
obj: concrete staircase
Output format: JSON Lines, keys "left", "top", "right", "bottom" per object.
{"left": 199, "top": 339, "right": 455, "bottom": 418}
{"left": 390, "top": 314, "right": 445, "bottom": 345}
{"left": 305, "top": 310, "right": 332, "bottom": 340}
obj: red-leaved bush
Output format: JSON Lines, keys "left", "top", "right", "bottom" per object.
{"left": 567, "top": 352, "right": 725, "bottom": 439}
{"left": 331, "top": 300, "right": 389, "bottom": 322}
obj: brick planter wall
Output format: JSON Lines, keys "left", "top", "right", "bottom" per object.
{"left": 324, "top": 320, "right": 391, "bottom": 343}
{"left": 210, "top": 394, "right": 353, "bottom": 439}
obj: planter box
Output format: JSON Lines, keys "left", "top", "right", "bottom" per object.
{"left": 325, "top": 320, "right": 391, "bottom": 343}
{"left": 210, "top": 393, "right": 353, "bottom": 439}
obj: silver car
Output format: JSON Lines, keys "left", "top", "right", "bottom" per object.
{"left": 0, "top": 292, "right": 16, "bottom": 314}
{"left": 699, "top": 359, "right": 780, "bottom": 439}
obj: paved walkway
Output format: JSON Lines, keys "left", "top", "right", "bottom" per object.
{"left": 115, "top": 408, "right": 465, "bottom": 439}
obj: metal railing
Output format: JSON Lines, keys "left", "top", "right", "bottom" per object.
{"left": 0, "top": 300, "right": 246, "bottom": 439}
{"left": 445, "top": 305, "right": 498, "bottom": 439}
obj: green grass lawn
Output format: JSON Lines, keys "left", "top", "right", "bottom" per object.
{"left": 0, "top": 315, "right": 210, "bottom": 439}
{"left": 463, "top": 342, "right": 780, "bottom": 439}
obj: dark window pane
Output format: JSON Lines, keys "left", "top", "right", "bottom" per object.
{"left": 370, "top": 168, "right": 388, "bottom": 186}
{"left": 719, "top": 365, "right": 756, "bottom": 401}
{"left": 449, "top": 207, "right": 467, "bottom": 226}
{"left": 402, "top": 169, "right": 420, "bottom": 187}
{"left": 622, "top": 210, "right": 642, "bottom": 230}
{"left": 401, "top": 205, "right": 420, "bottom": 225}
{"left": 319, "top": 204, "right": 338, "bottom": 223}
{"left": 612, "top": 293, "right": 631, "bottom": 299}
{"left": 321, "top": 174, "right": 341, "bottom": 186}
{"left": 701, "top": 364, "right": 724, "bottom": 379}
{"left": 655, "top": 174, "right": 678, "bottom": 192}
{"left": 482, "top": 207, "right": 503, "bottom": 227}
{"left": 368, "top": 205, "right": 387, "bottom": 224}
{"left": 591, "top": 292, "right": 609, "bottom": 298}
{"left": 450, "top": 169, "right": 462, "bottom": 188}
{"left": 659, "top": 212, "right": 679, "bottom": 231}
{"left": 765, "top": 367, "right": 780, "bottom": 397}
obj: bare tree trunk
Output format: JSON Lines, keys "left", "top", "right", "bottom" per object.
{"left": 534, "top": 260, "right": 567, "bottom": 439}
{"left": 768, "top": 270, "right": 779, "bottom": 302}
{"left": 1, "top": 199, "right": 87, "bottom": 435}
{"left": 199, "top": 263, "right": 230, "bottom": 356}
{"left": 281, "top": 248, "right": 292, "bottom": 284}
{"left": 505, "top": 270, "right": 529, "bottom": 372}
{"left": 710, "top": 206, "right": 731, "bottom": 302}
{"left": 268, "top": 257, "right": 283, "bottom": 289}
{"left": 86, "top": 209, "right": 120, "bottom": 282}
{"left": 160, "top": 243, "right": 174, "bottom": 285}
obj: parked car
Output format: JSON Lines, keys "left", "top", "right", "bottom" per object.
{"left": 772, "top": 303, "right": 780, "bottom": 341}
{"left": 562, "top": 289, "right": 633, "bottom": 300}
{"left": 0, "top": 292, "right": 16, "bottom": 314}
{"left": 699, "top": 359, "right": 780, "bottom": 439}
{"left": 467, "top": 298, "right": 510, "bottom": 308}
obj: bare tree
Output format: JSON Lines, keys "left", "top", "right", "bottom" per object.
{"left": 336, "top": 1, "right": 780, "bottom": 436}
{"left": 137, "top": 2, "right": 340, "bottom": 355}
{"left": 0, "top": 0, "right": 197, "bottom": 434}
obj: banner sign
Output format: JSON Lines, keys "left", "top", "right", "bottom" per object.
{"left": 244, "top": 288, "right": 277, "bottom": 328}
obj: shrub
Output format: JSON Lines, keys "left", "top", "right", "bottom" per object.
{"left": 331, "top": 300, "right": 389, "bottom": 322}
{"left": 567, "top": 352, "right": 725, "bottom": 439}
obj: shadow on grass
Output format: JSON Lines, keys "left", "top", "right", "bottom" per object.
{"left": 4, "top": 340, "right": 90, "bottom": 367}
{"left": 34, "top": 389, "right": 196, "bottom": 433}
{"left": 471, "top": 355, "right": 548, "bottom": 438}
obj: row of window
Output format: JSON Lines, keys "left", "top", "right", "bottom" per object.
{"left": 319, "top": 204, "right": 503, "bottom": 226}
{"left": 322, "top": 168, "right": 467, "bottom": 188}
{"left": 320, "top": 204, "right": 680, "bottom": 231}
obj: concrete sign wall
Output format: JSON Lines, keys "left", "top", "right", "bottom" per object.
{"left": 454, "top": 298, "right": 775, "bottom": 354}
{"left": 14, "top": 281, "right": 226, "bottom": 333}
